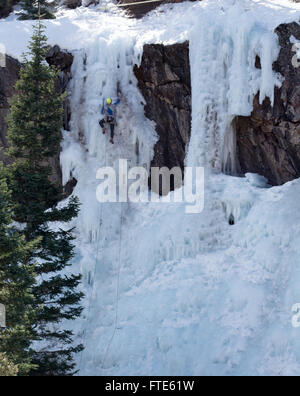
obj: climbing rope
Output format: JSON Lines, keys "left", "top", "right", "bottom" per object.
{"left": 101, "top": 201, "right": 124, "bottom": 370}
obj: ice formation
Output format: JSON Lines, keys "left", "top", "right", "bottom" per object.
{"left": 2, "top": 0, "right": 300, "bottom": 376}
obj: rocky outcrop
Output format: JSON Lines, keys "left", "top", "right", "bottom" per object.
{"left": 62, "top": 0, "right": 82, "bottom": 9}
{"left": 46, "top": 45, "right": 73, "bottom": 132}
{"left": 0, "top": 55, "right": 20, "bottom": 164}
{"left": 119, "top": 0, "right": 197, "bottom": 19}
{"left": 236, "top": 22, "right": 300, "bottom": 185}
{"left": 134, "top": 42, "right": 191, "bottom": 192}
{"left": 46, "top": 45, "right": 74, "bottom": 73}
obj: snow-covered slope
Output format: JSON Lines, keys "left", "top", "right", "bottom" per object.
{"left": 2, "top": 0, "right": 300, "bottom": 376}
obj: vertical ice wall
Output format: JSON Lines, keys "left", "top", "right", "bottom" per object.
{"left": 187, "top": 5, "right": 281, "bottom": 173}
{"left": 60, "top": 31, "right": 159, "bottom": 374}
{"left": 61, "top": 34, "right": 157, "bottom": 243}
{"left": 58, "top": 2, "right": 290, "bottom": 376}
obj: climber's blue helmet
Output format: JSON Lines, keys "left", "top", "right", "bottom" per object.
{"left": 106, "top": 98, "right": 112, "bottom": 105}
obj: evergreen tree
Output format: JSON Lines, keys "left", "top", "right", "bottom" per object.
{"left": 0, "top": 1, "right": 18, "bottom": 18}
{"left": 6, "top": 18, "right": 83, "bottom": 376}
{"left": 0, "top": 167, "right": 38, "bottom": 376}
{"left": 18, "top": 0, "right": 55, "bottom": 20}
{"left": 0, "top": 353, "right": 19, "bottom": 376}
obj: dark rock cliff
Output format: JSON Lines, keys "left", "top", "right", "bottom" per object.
{"left": 46, "top": 45, "right": 73, "bottom": 132}
{"left": 235, "top": 22, "right": 300, "bottom": 185}
{"left": 134, "top": 42, "right": 191, "bottom": 192}
{"left": 62, "top": 0, "right": 82, "bottom": 9}
{"left": 118, "top": 0, "right": 198, "bottom": 19}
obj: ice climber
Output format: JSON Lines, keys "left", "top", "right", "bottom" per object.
{"left": 99, "top": 97, "right": 121, "bottom": 144}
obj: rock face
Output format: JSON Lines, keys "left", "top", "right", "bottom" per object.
{"left": 62, "top": 0, "right": 82, "bottom": 9}
{"left": 46, "top": 45, "right": 73, "bottom": 132}
{"left": 0, "top": 55, "right": 20, "bottom": 164}
{"left": 46, "top": 45, "right": 74, "bottom": 73}
{"left": 236, "top": 22, "right": 300, "bottom": 185}
{"left": 134, "top": 42, "right": 191, "bottom": 192}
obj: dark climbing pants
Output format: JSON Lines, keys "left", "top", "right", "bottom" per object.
{"left": 100, "top": 118, "right": 115, "bottom": 141}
